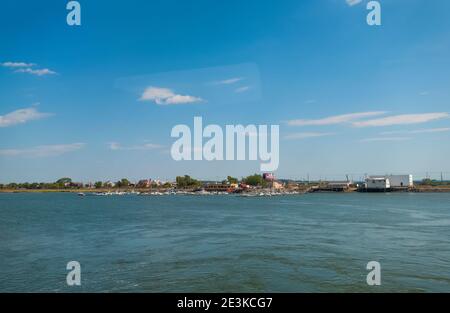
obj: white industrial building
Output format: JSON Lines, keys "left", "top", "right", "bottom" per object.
{"left": 366, "top": 177, "right": 391, "bottom": 190}
{"left": 387, "top": 175, "right": 413, "bottom": 188}
{"left": 364, "top": 174, "right": 413, "bottom": 191}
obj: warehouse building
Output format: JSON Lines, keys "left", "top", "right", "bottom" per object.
{"left": 363, "top": 174, "right": 413, "bottom": 192}
{"left": 387, "top": 175, "right": 413, "bottom": 188}
{"left": 366, "top": 177, "right": 391, "bottom": 191}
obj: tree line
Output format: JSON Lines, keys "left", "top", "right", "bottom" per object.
{"left": 0, "top": 174, "right": 272, "bottom": 190}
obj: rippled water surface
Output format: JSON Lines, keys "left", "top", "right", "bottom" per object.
{"left": 1, "top": 192, "right": 449, "bottom": 292}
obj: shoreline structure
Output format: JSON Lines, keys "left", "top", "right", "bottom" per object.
{"left": 1, "top": 186, "right": 307, "bottom": 195}
{"left": 2, "top": 174, "right": 450, "bottom": 195}
{"left": 1, "top": 185, "right": 450, "bottom": 195}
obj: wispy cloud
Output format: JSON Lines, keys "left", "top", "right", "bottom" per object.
{"left": 212, "top": 77, "right": 244, "bottom": 85}
{"left": 360, "top": 137, "right": 412, "bottom": 143}
{"left": 0, "top": 143, "right": 85, "bottom": 157}
{"left": 109, "top": 142, "right": 163, "bottom": 151}
{"left": 15, "top": 68, "right": 57, "bottom": 76}
{"left": 284, "top": 132, "right": 335, "bottom": 140}
{"left": 419, "top": 91, "right": 430, "bottom": 96}
{"left": 1, "top": 61, "right": 35, "bottom": 68}
{"left": 1, "top": 61, "right": 57, "bottom": 76}
{"left": 381, "top": 128, "right": 450, "bottom": 135}
{"left": 346, "top": 0, "right": 362, "bottom": 6}
{"left": 0, "top": 107, "right": 53, "bottom": 128}
{"left": 139, "top": 87, "right": 203, "bottom": 105}
{"left": 353, "top": 113, "right": 449, "bottom": 127}
{"left": 287, "top": 111, "right": 386, "bottom": 126}
{"left": 235, "top": 86, "right": 250, "bottom": 93}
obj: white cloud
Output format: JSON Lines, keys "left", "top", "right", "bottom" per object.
{"left": 360, "top": 137, "right": 411, "bottom": 143}
{"left": 1, "top": 61, "right": 57, "bottom": 76}
{"left": 15, "top": 68, "right": 57, "bottom": 76}
{"left": 0, "top": 107, "right": 53, "bottom": 128}
{"left": 212, "top": 77, "right": 244, "bottom": 85}
{"left": 287, "top": 111, "right": 386, "bottom": 126}
{"left": 235, "top": 86, "right": 250, "bottom": 93}
{"left": 346, "top": 0, "right": 362, "bottom": 6}
{"left": 139, "top": 87, "right": 203, "bottom": 105}
{"left": 353, "top": 113, "right": 449, "bottom": 127}
{"left": 109, "top": 142, "right": 163, "bottom": 150}
{"left": 164, "top": 94, "right": 202, "bottom": 105}
{"left": 381, "top": 128, "right": 450, "bottom": 135}
{"left": 0, "top": 143, "right": 85, "bottom": 157}
{"left": 419, "top": 91, "right": 430, "bottom": 96}
{"left": 1, "top": 61, "right": 35, "bottom": 68}
{"left": 284, "top": 132, "right": 335, "bottom": 140}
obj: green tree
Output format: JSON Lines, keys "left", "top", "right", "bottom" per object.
{"left": 48, "top": 183, "right": 59, "bottom": 189}
{"left": 7, "top": 183, "right": 18, "bottom": 189}
{"left": 116, "top": 178, "right": 130, "bottom": 188}
{"left": 94, "top": 181, "right": 103, "bottom": 189}
{"left": 243, "top": 174, "right": 267, "bottom": 187}
{"left": 56, "top": 177, "right": 72, "bottom": 184}
{"left": 56, "top": 177, "right": 72, "bottom": 188}
{"left": 21, "top": 182, "right": 30, "bottom": 189}
{"left": 421, "top": 178, "right": 433, "bottom": 186}
{"left": 162, "top": 182, "right": 172, "bottom": 188}
{"left": 176, "top": 175, "right": 201, "bottom": 188}
{"left": 227, "top": 176, "right": 238, "bottom": 184}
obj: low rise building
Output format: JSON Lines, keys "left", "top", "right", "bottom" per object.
{"left": 272, "top": 181, "right": 284, "bottom": 190}
{"left": 137, "top": 179, "right": 152, "bottom": 188}
{"left": 366, "top": 177, "right": 390, "bottom": 191}
{"left": 204, "top": 183, "right": 237, "bottom": 192}
{"left": 263, "top": 173, "right": 284, "bottom": 190}
{"left": 387, "top": 175, "right": 413, "bottom": 188}
{"left": 329, "top": 181, "right": 352, "bottom": 188}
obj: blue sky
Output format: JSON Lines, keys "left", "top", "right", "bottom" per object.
{"left": 1, "top": 0, "right": 450, "bottom": 182}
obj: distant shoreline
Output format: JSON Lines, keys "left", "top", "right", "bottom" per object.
{"left": 1, "top": 187, "right": 450, "bottom": 194}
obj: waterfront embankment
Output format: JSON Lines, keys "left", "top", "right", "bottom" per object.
{"left": 1, "top": 185, "right": 450, "bottom": 194}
